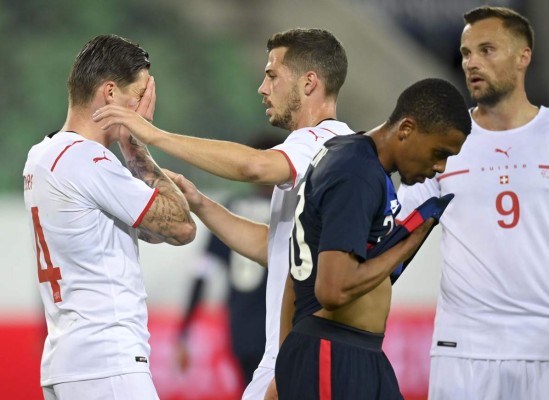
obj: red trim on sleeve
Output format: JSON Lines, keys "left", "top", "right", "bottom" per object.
{"left": 133, "top": 188, "right": 159, "bottom": 228}
{"left": 539, "top": 165, "right": 549, "bottom": 169}
{"left": 50, "top": 140, "right": 84, "bottom": 172}
{"left": 272, "top": 149, "right": 297, "bottom": 189}
{"left": 319, "top": 339, "right": 332, "bottom": 400}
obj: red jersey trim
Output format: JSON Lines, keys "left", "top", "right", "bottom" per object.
{"left": 50, "top": 140, "right": 84, "bottom": 172}
{"left": 437, "top": 169, "right": 470, "bottom": 181}
{"left": 319, "top": 127, "right": 340, "bottom": 136}
{"left": 398, "top": 209, "right": 425, "bottom": 232}
{"left": 272, "top": 149, "right": 297, "bottom": 189}
{"left": 133, "top": 188, "right": 159, "bottom": 228}
{"left": 539, "top": 165, "right": 549, "bottom": 169}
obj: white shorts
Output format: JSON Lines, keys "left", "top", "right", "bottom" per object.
{"left": 42, "top": 372, "right": 159, "bottom": 400}
{"left": 429, "top": 356, "right": 549, "bottom": 400}
{"left": 242, "top": 365, "right": 274, "bottom": 400}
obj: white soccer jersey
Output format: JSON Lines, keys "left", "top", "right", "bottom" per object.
{"left": 398, "top": 107, "right": 549, "bottom": 360}
{"left": 23, "top": 131, "right": 158, "bottom": 386}
{"left": 259, "top": 120, "right": 354, "bottom": 369}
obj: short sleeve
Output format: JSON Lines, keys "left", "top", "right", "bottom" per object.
{"left": 57, "top": 143, "right": 157, "bottom": 227}
{"left": 272, "top": 127, "right": 337, "bottom": 190}
{"left": 316, "top": 169, "right": 383, "bottom": 262}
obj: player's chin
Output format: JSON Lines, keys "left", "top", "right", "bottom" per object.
{"left": 401, "top": 175, "right": 425, "bottom": 186}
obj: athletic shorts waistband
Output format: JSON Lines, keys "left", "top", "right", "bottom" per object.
{"left": 293, "top": 315, "right": 384, "bottom": 351}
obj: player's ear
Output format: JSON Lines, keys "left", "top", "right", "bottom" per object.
{"left": 303, "top": 71, "right": 318, "bottom": 96}
{"left": 397, "top": 117, "right": 417, "bottom": 141}
{"left": 101, "top": 81, "right": 117, "bottom": 104}
{"left": 517, "top": 46, "right": 532, "bottom": 71}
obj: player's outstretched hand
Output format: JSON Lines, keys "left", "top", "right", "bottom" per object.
{"left": 163, "top": 169, "right": 203, "bottom": 213}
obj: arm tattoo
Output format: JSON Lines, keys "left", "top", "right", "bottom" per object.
{"left": 124, "top": 143, "right": 194, "bottom": 244}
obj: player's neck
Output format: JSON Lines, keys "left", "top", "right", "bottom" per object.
{"left": 473, "top": 90, "right": 538, "bottom": 131}
{"left": 293, "top": 99, "right": 337, "bottom": 130}
{"left": 366, "top": 122, "right": 393, "bottom": 174}
{"left": 62, "top": 107, "right": 111, "bottom": 147}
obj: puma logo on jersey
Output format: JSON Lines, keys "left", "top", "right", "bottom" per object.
{"left": 93, "top": 152, "right": 111, "bottom": 163}
{"left": 308, "top": 130, "right": 324, "bottom": 142}
{"left": 495, "top": 147, "right": 511, "bottom": 158}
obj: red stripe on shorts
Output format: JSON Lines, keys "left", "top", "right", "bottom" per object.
{"left": 319, "top": 339, "right": 332, "bottom": 400}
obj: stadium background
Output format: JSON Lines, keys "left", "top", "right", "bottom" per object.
{"left": 1, "top": 0, "right": 546, "bottom": 398}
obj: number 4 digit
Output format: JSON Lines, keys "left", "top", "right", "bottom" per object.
{"left": 31, "top": 207, "right": 63, "bottom": 303}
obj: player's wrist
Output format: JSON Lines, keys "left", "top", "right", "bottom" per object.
{"left": 145, "top": 127, "right": 166, "bottom": 147}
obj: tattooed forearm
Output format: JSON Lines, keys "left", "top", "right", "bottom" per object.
{"left": 125, "top": 157, "right": 163, "bottom": 189}
{"left": 123, "top": 142, "right": 196, "bottom": 245}
{"left": 123, "top": 143, "right": 159, "bottom": 185}
{"left": 140, "top": 194, "right": 196, "bottom": 245}
{"left": 137, "top": 229, "right": 163, "bottom": 244}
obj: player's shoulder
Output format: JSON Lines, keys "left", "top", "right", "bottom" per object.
{"left": 538, "top": 105, "right": 549, "bottom": 117}
{"left": 45, "top": 131, "right": 100, "bottom": 156}
{"left": 316, "top": 136, "right": 381, "bottom": 179}
{"left": 47, "top": 133, "right": 118, "bottom": 173}
{"left": 325, "top": 133, "right": 377, "bottom": 161}
{"left": 534, "top": 106, "right": 549, "bottom": 127}
{"left": 288, "top": 120, "right": 354, "bottom": 143}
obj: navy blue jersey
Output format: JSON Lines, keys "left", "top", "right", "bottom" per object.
{"left": 290, "top": 134, "right": 400, "bottom": 324}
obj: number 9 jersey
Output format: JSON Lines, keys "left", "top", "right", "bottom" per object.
{"left": 397, "top": 106, "right": 549, "bottom": 360}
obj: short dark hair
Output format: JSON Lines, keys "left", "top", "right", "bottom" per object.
{"left": 464, "top": 6, "right": 534, "bottom": 51}
{"left": 387, "top": 78, "right": 471, "bottom": 137}
{"left": 67, "top": 34, "right": 150, "bottom": 106}
{"left": 267, "top": 28, "right": 347, "bottom": 98}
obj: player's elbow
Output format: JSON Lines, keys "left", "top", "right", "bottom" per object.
{"left": 239, "top": 155, "right": 269, "bottom": 183}
{"left": 253, "top": 255, "right": 268, "bottom": 268}
{"left": 315, "top": 283, "right": 349, "bottom": 311}
{"left": 171, "top": 220, "right": 197, "bottom": 245}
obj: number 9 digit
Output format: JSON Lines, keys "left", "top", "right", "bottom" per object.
{"left": 496, "top": 191, "right": 520, "bottom": 229}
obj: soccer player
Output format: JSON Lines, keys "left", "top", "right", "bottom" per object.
{"left": 23, "top": 34, "right": 196, "bottom": 400}
{"left": 93, "top": 28, "right": 354, "bottom": 399}
{"left": 276, "top": 78, "right": 471, "bottom": 399}
{"left": 176, "top": 133, "right": 281, "bottom": 388}
{"left": 397, "top": 7, "right": 549, "bottom": 399}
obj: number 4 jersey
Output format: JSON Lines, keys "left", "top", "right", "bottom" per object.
{"left": 397, "top": 107, "right": 549, "bottom": 360}
{"left": 23, "top": 131, "right": 158, "bottom": 386}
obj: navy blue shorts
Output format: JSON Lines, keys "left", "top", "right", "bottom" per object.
{"left": 275, "top": 316, "right": 403, "bottom": 400}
